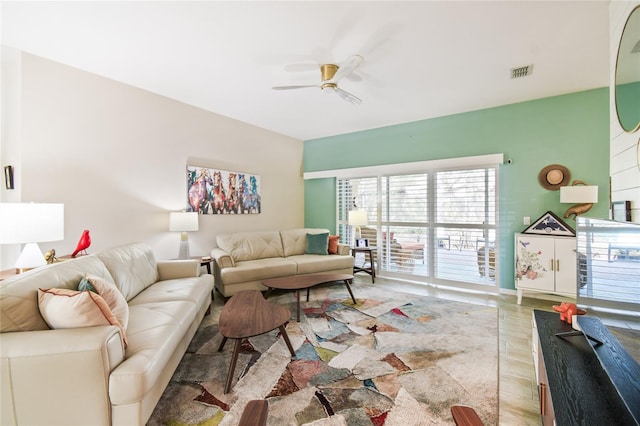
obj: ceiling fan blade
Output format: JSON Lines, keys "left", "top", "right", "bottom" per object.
{"left": 331, "top": 55, "right": 364, "bottom": 83}
{"left": 335, "top": 87, "right": 362, "bottom": 105}
{"left": 272, "top": 84, "right": 319, "bottom": 90}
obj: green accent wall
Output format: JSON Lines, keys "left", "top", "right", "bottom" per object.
{"left": 303, "top": 88, "right": 610, "bottom": 290}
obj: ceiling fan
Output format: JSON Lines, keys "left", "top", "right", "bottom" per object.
{"left": 272, "top": 55, "right": 364, "bottom": 105}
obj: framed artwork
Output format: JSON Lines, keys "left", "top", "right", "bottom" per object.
{"left": 186, "top": 165, "right": 261, "bottom": 215}
{"left": 523, "top": 211, "right": 575, "bottom": 236}
{"left": 612, "top": 201, "right": 631, "bottom": 222}
{"left": 4, "top": 165, "right": 14, "bottom": 190}
{"left": 356, "top": 238, "right": 369, "bottom": 248}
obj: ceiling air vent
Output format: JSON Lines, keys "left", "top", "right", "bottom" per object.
{"left": 511, "top": 64, "right": 533, "bottom": 79}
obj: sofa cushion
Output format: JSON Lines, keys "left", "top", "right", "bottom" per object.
{"left": 219, "top": 258, "right": 297, "bottom": 285}
{"left": 281, "top": 228, "right": 330, "bottom": 257}
{"left": 306, "top": 232, "right": 329, "bottom": 255}
{"left": 217, "top": 231, "right": 283, "bottom": 262}
{"left": 109, "top": 299, "right": 196, "bottom": 405}
{"left": 289, "top": 254, "right": 355, "bottom": 275}
{"left": 97, "top": 243, "right": 159, "bottom": 302}
{"left": 37, "top": 288, "right": 127, "bottom": 346}
{"left": 0, "top": 255, "right": 115, "bottom": 332}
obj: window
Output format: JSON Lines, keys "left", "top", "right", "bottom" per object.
{"left": 338, "top": 166, "right": 497, "bottom": 290}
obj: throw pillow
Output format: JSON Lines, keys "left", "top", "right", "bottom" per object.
{"left": 306, "top": 232, "right": 329, "bottom": 255}
{"left": 38, "top": 288, "right": 127, "bottom": 347}
{"left": 328, "top": 235, "right": 340, "bottom": 254}
{"left": 85, "top": 275, "right": 129, "bottom": 331}
{"left": 77, "top": 277, "right": 97, "bottom": 293}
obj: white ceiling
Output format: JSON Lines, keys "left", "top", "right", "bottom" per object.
{"left": 1, "top": 1, "right": 611, "bottom": 141}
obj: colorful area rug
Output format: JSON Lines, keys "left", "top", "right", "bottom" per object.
{"left": 147, "top": 284, "right": 498, "bottom": 425}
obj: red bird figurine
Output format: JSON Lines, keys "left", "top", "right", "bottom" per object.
{"left": 71, "top": 230, "right": 91, "bottom": 257}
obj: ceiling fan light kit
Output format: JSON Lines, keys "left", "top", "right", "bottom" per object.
{"left": 272, "top": 54, "right": 364, "bottom": 105}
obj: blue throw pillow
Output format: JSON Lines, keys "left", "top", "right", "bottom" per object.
{"left": 77, "top": 277, "right": 98, "bottom": 293}
{"left": 306, "top": 232, "right": 329, "bottom": 255}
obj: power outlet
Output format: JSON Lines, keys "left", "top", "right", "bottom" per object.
{"left": 523, "top": 216, "right": 531, "bottom": 225}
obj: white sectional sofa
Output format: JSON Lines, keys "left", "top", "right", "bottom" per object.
{"left": 211, "top": 228, "right": 354, "bottom": 298}
{"left": 0, "top": 243, "right": 213, "bottom": 426}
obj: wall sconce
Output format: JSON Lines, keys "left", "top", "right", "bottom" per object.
{"left": 0, "top": 203, "right": 65, "bottom": 272}
{"left": 560, "top": 180, "right": 598, "bottom": 219}
{"left": 169, "top": 211, "right": 199, "bottom": 259}
{"left": 348, "top": 210, "right": 368, "bottom": 240}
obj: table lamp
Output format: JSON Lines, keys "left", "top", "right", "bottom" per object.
{"left": 560, "top": 180, "right": 598, "bottom": 219}
{"left": 0, "top": 203, "right": 64, "bottom": 272}
{"left": 348, "top": 210, "right": 368, "bottom": 240}
{"left": 169, "top": 211, "right": 198, "bottom": 259}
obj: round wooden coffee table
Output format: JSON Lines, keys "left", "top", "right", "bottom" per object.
{"left": 262, "top": 273, "right": 356, "bottom": 322}
{"left": 217, "top": 290, "right": 296, "bottom": 394}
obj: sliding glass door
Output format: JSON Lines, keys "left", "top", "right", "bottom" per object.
{"left": 338, "top": 166, "right": 497, "bottom": 290}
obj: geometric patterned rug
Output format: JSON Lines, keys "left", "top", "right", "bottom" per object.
{"left": 147, "top": 284, "right": 498, "bottom": 425}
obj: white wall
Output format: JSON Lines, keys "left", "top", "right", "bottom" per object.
{"left": 1, "top": 52, "right": 303, "bottom": 268}
{"left": 610, "top": 1, "right": 640, "bottom": 223}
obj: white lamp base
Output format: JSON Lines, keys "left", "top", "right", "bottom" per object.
{"left": 177, "top": 232, "right": 191, "bottom": 260}
{"left": 15, "top": 242, "right": 47, "bottom": 271}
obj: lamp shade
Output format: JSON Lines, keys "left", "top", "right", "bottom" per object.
{"left": 348, "top": 210, "right": 368, "bottom": 227}
{"left": 169, "top": 212, "right": 199, "bottom": 232}
{"left": 0, "top": 203, "right": 64, "bottom": 243}
{"left": 560, "top": 186, "right": 598, "bottom": 203}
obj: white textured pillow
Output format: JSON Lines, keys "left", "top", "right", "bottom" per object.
{"left": 37, "top": 288, "right": 127, "bottom": 347}
{"left": 86, "top": 275, "right": 129, "bottom": 330}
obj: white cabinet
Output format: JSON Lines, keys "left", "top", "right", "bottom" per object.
{"left": 515, "top": 233, "right": 576, "bottom": 304}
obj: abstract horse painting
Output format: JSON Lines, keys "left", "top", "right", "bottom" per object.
{"left": 186, "top": 166, "right": 261, "bottom": 215}
{"left": 187, "top": 168, "right": 212, "bottom": 213}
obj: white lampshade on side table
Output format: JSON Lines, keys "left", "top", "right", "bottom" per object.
{"left": 348, "top": 210, "right": 368, "bottom": 240}
{"left": 169, "top": 212, "right": 199, "bottom": 259}
{"left": 0, "top": 203, "right": 65, "bottom": 272}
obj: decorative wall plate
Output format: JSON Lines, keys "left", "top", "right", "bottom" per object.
{"left": 523, "top": 211, "right": 575, "bottom": 236}
{"left": 538, "top": 164, "right": 571, "bottom": 190}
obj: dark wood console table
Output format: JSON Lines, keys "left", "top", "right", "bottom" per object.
{"left": 533, "top": 310, "right": 640, "bottom": 425}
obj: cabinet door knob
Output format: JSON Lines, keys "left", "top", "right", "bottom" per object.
{"left": 550, "top": 260, "right": 554, "bottom": 271}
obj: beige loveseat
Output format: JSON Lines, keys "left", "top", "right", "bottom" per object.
{"left": 211, "top": 228, "right": 354, "bottom": 298}
{"left": 0, "top": 243, "right": 213, "bottom": 426}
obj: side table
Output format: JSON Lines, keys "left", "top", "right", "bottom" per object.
{"left": 351, "top": 246, "right": 376, "bottom": 283}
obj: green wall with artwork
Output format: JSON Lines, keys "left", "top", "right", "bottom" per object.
{"left": 303, "top": 88, "right": 609, "bottom": 290}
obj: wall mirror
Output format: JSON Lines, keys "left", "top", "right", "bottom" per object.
{"left": 615, "top": 5, "right": 640, "bottom": 133}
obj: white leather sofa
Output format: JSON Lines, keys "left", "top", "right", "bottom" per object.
{"left": 211, "top": 228, "right": 354, "bottom": 298}
{"left": 0, "top": 243, "right": 213, "bottom": 426}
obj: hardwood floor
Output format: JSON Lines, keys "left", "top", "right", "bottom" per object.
{"left": 357, "top": 274, "right": 640, "bottom": 425}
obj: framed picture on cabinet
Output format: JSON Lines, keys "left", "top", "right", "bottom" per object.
{"left": 522, "top": 211, "right": 575, "bottom": 236}
{"left": 612, "top": 201, "right": 631, "bottom": 222}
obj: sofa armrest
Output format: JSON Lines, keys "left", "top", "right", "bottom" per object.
{"left": 157, "top": 259, "right": 200, "bottom": 280}
{"left": 337, "top": 243, "right": 351, "bottom": 256}
{"left": 211, "top": 248, "right": 235, "bottom": 269}
{"left": 1, "top": 326, "right": 124, "bottom": 425}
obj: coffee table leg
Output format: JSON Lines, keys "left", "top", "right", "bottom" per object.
{"left": 306, "top": 288, "right": 310, "bottom": 302}
{"left": 217, "top": 336, "right": 228, "bottom": 352}
{"left": 344, "top": 279, "right": 357, "bottom": 304}
{"left": 224, "top": 338, "right": 242, "bottom": 394}
{"left": 278, "top": 324, "right": 296, "bottom": 357}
